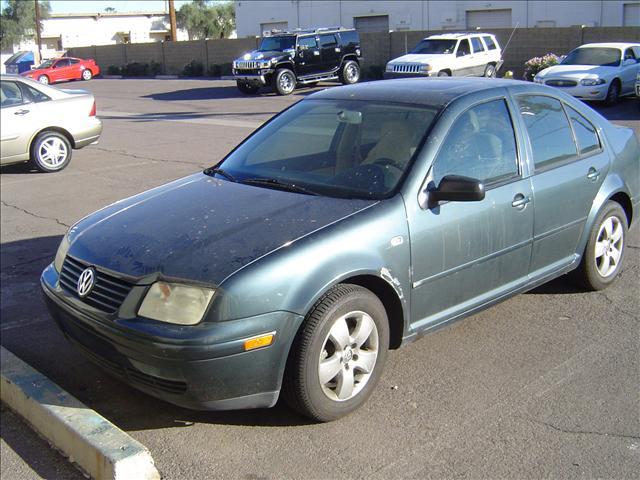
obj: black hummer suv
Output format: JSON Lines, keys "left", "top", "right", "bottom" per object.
{"left": 232, "top": 27, "right": 362, "bottom": 95}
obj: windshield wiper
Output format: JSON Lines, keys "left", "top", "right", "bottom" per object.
{"left": 203, "top": 167, "right": 236, "bottom": 182}
{"left": 240, "top": 178, "right": 319, "bottom": 196}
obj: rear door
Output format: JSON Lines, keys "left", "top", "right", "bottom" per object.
{"left": 620, "top": 47, "right": 640, "bottom": 95}
{"left": 408, "top": 97, "right": 533, "bottom": 330}
{"left": 515, "top": 94, "right": 609, "bottom": 279}
{"left": 318, "top": 34, "right": 341, "bottom": 72}
{"left": 470, "top": 36, "right": 488, "bottom": 75}
{"left": 297, "top": 35, "right": 322, "bottom": 76}
{"left": 453, "top": 38, "right": 474, "bottom": 76}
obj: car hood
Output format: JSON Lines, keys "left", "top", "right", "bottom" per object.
{"left": 68, "top": 173, "right": 376, "bottom": 286}
{"left": 237, "top": 50, "right": 292, "bottom": 62}
{"left": 389, "top": 53, "right": 449, "bottom": 65}
{"left": 538, "top": 64, "right": 617, "bottom": 79}
{"left": 21, "top": 68, "right": 47, "bottom": 77}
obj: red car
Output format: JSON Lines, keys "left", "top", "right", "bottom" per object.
{"left": 21, "top": 57, "right": 100, "bottom": 85}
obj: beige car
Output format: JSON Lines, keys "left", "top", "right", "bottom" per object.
{"left": 1, "top": 75, "right": 102, "bottom": 172}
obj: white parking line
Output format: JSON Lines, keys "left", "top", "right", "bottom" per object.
{"left": 98, "top": 110, "right": 262, "bottom": 129}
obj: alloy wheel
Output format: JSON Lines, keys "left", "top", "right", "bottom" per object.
{"left": 345, "top": 63, "right": 359, "bottom": 83}
{"left": 279, "top": 72, "right": 294, "bottom": 94}
{"left": 38, "top": 137, "right": 68, "bottom": 168}
{"left": 594, "top": 215, "right": 624, "bottom": 277}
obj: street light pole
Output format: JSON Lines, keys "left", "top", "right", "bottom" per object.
{"left": 34, "top": 0, "right": 43, "bottom": 62}
{"left": 169, "top": 0, "right": 177, "bottom": 41}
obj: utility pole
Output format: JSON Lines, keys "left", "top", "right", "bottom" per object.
{"left": 34, "top": 0, "right": 42, "bottom": 62}
{"left": 168, "top": 0, "right": 177, "bottom": 41}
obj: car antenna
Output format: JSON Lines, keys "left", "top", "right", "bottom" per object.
{"left": 500, "top": 22, "right": 519, "bottom": 62}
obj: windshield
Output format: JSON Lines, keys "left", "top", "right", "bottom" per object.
{"left": 214, "top": 99, "right": 438, "bottom": 199}
{"left": 411, "top": 39, "right": 457, "bottom": 55}
{"left": 561, "top": 47, "right": 621, "bottom": 67}
{"left": 259, "top": 36, "right": 296, "bottom": 52}
{"left": 35, "top": 60, "right": 54, "bottom": 69}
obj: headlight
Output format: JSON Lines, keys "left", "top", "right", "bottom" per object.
{"left": 54, "top": 233, "right": 71, "bottom": 273}
{"left": 419, "top": 64, "right": 432, "bottom": 72}
{"left": 259, "top": 60, "right": 271, "bottom": 68}
{"left": 580, "top": 78, "right": 606, "bottom": 86}
{"left": 385, "top": 63, "right": 393, "bottom": 72}
{"left": 232, "top": 61, "right": 237, "bottom": 69}
{"left": 138, "top": 282, "right": 215, "bottom": 325}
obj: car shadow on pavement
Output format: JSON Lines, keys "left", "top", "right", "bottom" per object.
{"left": 525, "top": 275, "right": 584, "bottom": 295}
{"left": 590, "top": 97, "right": 639, "bottom": 122}
{"left": 1, "top": 235, "right": 316, "bottom": 430}
{"left": 142, "top": 85, "right": 323, "bottom": 101}
{"left": 0, "top": 163, "right": 42, "bottom": 174}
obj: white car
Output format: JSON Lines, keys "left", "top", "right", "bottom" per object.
{"left": 534, "top": 42, "right": 640, "bottom": 105}
{"left": 384, "top": 33, "right": 502, "bottom": 79}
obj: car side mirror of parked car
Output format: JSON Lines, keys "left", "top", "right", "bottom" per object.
{"left": 426, "top": 175, "right": 485, "bottom": 207}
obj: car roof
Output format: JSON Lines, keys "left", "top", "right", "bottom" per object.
{"left": 427, "top": 32, "right": 494, "bottom": 39}
{"left": 308, "top": 78, "right": 521, "bottom": 108}
{"left": 578, "top": 42, "right": 640, "bottom": 49}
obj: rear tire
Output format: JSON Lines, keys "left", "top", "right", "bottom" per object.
{"left": 283, "top": 284, "right": 389, "bottom": 422}
{"left": 81, "top": 69, "right": 93, "bottom": 81}
{"left": 604, "top": 80, "right": 620, "bottom": 106}
{"left": 274, "top": 68, "right": 296, "bottom": 95}
{"left": 38, "top": 75, "right": 50, "bottom": 85}
{"left": 31, "top": 131, "right": 72, "bottom": 173}
{"left": 339, "top": 60, "right": 360, "bottom": 85}
{"left": 236, "top": 81, "right": 259, "bottom": 94}
{"left": 483, "top": 64, "right": 496, "bottom": 78}
{"left": 575, "top": 201, "right": 627, "bottom": 290}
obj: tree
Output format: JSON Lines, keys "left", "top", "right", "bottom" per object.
{"left": 0, "top": 0, "right": 50, "bottom": 51}
{"left": 176, "top": 0, "right": 235, "bottom": 40}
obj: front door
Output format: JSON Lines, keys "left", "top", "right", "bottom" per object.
{"left": 297, "top": 35, "right": 322, "bottom": 76}
{"left": 453, "top": 38, "right": 474, "bottom": 76}
{"left": 0, "top": 81, "right": 34, "bottom": 162}
{"left": 515, "top": 94, "right": 610, "bottom": 278}
{"left": 407, "top": 98, "right": 533, "bottom": 331}
{"left": 318, "top": 34, "right": 341, "bottom": 72}
{"left": 620, "top": 47, "right": 640, "bottom": 95}
{"left": 51, "top": 58, "right": 72, "bottom": 81}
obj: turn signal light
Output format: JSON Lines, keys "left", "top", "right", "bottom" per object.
{"left": 243, "top": 333, "right": 275, "bottom": 351}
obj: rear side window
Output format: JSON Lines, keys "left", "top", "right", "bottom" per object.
{"left": 470, "top": 37, "right": 485, "bottom": 53}
{"left": 432, "top": 99, "right": 519, "bottom": 185}
{"left": 21, "top": 83, "right": 50, "bottom": 103}
{"left": 483, "top": 36, "right": 497, "bottom": 50}
{"left": 319, "top": 34, "right": 337, "bottom": 47}
{"left": 566, "top": 106, "right": 600, "bottom": 155}
{"left": 456, "top": 39, "right": 471, "bottom": 57}
{"left": 0, "top": 81, "right": 24, "bottom": 108}
{"left": 516, "top": 95, "right": 577, "bottom": 170}
{"left": 339, "top": 30, "right": 359, "bottom": 47}
{"left": 298, "top": 36, "right": 317, "bottom": 49}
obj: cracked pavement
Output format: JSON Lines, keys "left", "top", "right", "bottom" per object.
{"left": 1, "top": 79, "right": 639, "bottom": 479}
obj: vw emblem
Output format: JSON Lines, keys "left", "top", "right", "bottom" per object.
{"left": 77, "top": 267, "right": 96, "bottom": 298}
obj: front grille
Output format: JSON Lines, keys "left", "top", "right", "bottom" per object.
{"left": 235, "top": 60, "right": 258, "bottom": 69}
{"left": 59, "top": 256, "right": 132, "bottom": 313}
{"left": 392, "top": 64, "right": 422, "bottom": 73}
{"left": 545, "top": 79, "right": 577, "bottom": 87}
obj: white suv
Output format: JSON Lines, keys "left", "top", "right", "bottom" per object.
{"left": 384, "top": 33, "right": 502, "bottom": 78}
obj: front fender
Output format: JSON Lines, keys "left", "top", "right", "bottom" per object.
{"left": 210, "top": 197, "right": 411, "bottom": 329}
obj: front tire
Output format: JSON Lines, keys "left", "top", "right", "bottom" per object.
{"left": 31, "top": 131, "right": 72, "bottom": 173}
{"left": 81, "top": 69, "right": 93, "bottom": 81}
{"left": 236, "top": 81, "right": 259, "bottom": 94}
{"left": 576, "top": 201, "right": 627, "bottom": 290}
{"left": 38, "top": 75, "right": 50, "bottom": 85}
{"left": 340, "top": 60, "right": 360, "bottom": 85}
{"left": 283, "top": 284, "right": 389, "bottom": 422}
{"left": 274, "top": 68, "right": 296, "bottom": 95}
{"left": 604, "top": 80, "right": 620, "bottom": 106}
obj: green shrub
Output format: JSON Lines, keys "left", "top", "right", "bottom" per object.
{"left": 121, "top": 62, "right": 149, "bottom": 77}
{"left": 207, "top": 64, "right": 222, "bottom": 77}
{"left": 219, "top": 63, "right": 233, "bottom": 76}
{"left": 150, "top": 60, "right": 162, "bottom": 76}
{"left": 183, "top": 60, "right": 204, "bottom": 77}
{"left": 363, "top": 65, "right": 384, "bottom": 80}
{"left": 523, "top": 53, "right": 560, "bottom": 81}
{"left": 107, "top": 65, "right": 121, "bottom": 75}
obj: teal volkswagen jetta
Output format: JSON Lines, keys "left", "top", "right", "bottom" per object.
{"left": 41, "top": 79, "right": 639, "bottom": 421}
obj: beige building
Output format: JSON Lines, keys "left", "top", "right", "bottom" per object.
{"left": 235, "top": 0, "right": 640, "bottom": 36}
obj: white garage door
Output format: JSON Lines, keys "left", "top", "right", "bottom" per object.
{"left": 466, "top": 9, "right": 512, "bottom": 29}
{"left": 354, "top": 15, "right": 390, "bottom": 33}
{"left": 623, "top": 3, "right": 640, "bottom": 26}
{"left": 260, "top": 22, "right": 288, "bottom": 35}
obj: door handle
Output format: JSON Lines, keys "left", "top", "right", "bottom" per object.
{"left": 14, "top": 109, "right": 29, "bottom": 115}
{"left": 313, "top": 50, "right": 320, "bottom": 56}
{"left": 586, "top": 167, "right": 600, "bottom": 181}
{"left": 512, "top": 194, "right": 531, "bottom": 209}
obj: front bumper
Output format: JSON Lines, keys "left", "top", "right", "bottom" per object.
{"left": 635, "top": 83, "right": 640, "bottom": 98}
{"left": 41, "top": 263, "right": 303, "bottom": 410}
{"left": 72, "top": 117, "right": 103, "bottom": 149}
{"left": 383, "top": 71, "right": 434, "bottom": 79}
{"left": 233, "top": 70, "right": 273, "bottom": 86}
{"left": 542, "top": 80, "right": 609, "bottom": 100}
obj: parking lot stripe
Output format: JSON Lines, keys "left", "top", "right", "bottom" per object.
{"left": 99, "top": 110, "right": 262, "bottom": 129}
{"left": 0, "top": 346, "right": 160, "bottom": 480}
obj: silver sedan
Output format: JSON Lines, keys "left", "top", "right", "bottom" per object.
{"left": 0, "top": 75, "right": 102, "bottom": 172}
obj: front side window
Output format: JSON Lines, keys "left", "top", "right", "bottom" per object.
{"left": 432, "top": 99, "right": 519, "bottom": 186}
{"left": 456, "top": 39, "right": 471, "bottom": 57}
{"left": 217, "top": 99, "right": 438, "bottom": 199}
{"left": 561, "top": 47, "right": 621, "bottom": 67}
{"left": 566, "top": 106, "right": 600, "bottom": 155}
{"left": 516, "top": 95, "right": 577, "bottom": 170}
{"left": 470, "top": 37, "right": 485, "bottom": 53}
{"left": 623, "top": 48, "right": 637, "bottom": 61}
{"left": 0, "top": 81, "right": 24, "bottom": 108}
{"left": 411, "top": 39, "right": 457, "bottom": 54}
{"left": 55, "top": 59, "right": 71, "bottom": 68}
{"left": 69, "top": 58, "right": 80, "bottom": 64}
{"left": 35, "top": 59, "right": 54, "bottom": 69}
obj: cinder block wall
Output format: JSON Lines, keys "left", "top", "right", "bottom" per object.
{"left": 67, "top": 27, "right": 638, "bottom": 78}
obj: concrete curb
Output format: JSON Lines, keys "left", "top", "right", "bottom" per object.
{"left": 154, "top": 74, "right": 179, "bottom": 79}
{"left": 0, "top": 347, "right": 160, "bottom": 480}
{"left": 102, "top": 75, "right": 123, "bottom": 79}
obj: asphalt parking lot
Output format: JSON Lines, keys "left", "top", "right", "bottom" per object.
{"left": 1, "top": 79, "right": 639, "bottom": 479}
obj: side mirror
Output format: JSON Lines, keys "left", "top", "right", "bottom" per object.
{"left": 428, "top": 175, "right": 485, "bottom": 205}
{"left": 622, "top": 58, "right": 636, "bottom": 66}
